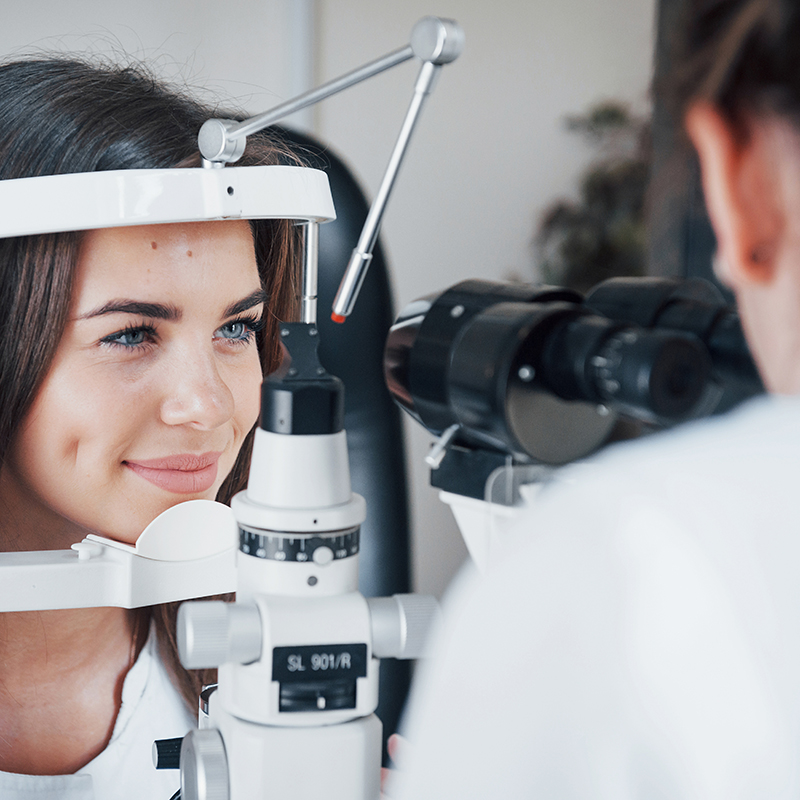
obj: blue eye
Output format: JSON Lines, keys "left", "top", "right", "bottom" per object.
{"left": 101, "top": 325, "right": 156, "bottom": 349}
{"left": 215, "top": 316, "right": 264, "bottom": 344}
{"left": 115, "top": 329, "right": 146, "bottom": 346}
{"left": 218, "top": 321, "right": 249, "bottom": 340}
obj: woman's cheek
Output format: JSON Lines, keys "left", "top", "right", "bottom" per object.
{"left": 241, "top": 357, "right": 264, "bottom": 432}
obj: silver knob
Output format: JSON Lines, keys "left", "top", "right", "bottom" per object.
{"left": 181, "top": 728, "right": 229, "bottom": 800}
{"left": 178, "top": 600, "right": 262, "bottom": 669}
{"left": 410, "top": 17, "right": 465, "bottom": 64}
{"left": 368, "top": 594, "right": 441, "bottom": 659}
{"left": 198, "top": 119, "right": 247, "bottom": 164}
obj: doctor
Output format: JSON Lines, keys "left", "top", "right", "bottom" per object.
{"left": 393, "top": 0, "right": 800, "bottom": 796}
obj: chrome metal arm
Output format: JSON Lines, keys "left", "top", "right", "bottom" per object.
{"left": 197, "top": 16, "right": 464, "bottom": 322}
{"left": 331, "top": 57, "right": 441, "bottom": 321}
{"left": 199, "top": 46, "right": 416, "bottom": 162}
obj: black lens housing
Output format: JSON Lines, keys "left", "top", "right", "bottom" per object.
{"left": 585, "top": 277, "right": 763, "bottom": 399}
{"left": 385, "top": 279, "right": 717, "bottom": 464}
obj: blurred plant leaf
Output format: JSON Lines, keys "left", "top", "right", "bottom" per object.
{"left": 536, "top": 100, "right": 650, "bottom": 292}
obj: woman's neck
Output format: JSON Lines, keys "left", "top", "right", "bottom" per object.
{"left": 0, "top": 606, "right": 143, "bottom": 775}
{"left": 0, "top": 465, "right": 152, "bottom": 774}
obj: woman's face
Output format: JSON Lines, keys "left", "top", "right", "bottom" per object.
{"left": 2, "top": 220, "right": 264, "bottom": 547}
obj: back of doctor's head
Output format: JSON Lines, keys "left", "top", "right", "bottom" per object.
{"left": 0, "top": 57, "right": 296, "bottom": 489}
{"left": 664, "top": 0, "right": 800, "bottom": 128}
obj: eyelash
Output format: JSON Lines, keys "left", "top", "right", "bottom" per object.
{"left": 100, "top": 315, "right": 266, "bottom": 351}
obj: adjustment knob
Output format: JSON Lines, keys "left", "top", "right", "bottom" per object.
{"left": 178, "top": 601, "right": 262, "bottom": 669}
{"left": 368, "top": 594, "right": 441, "bottom": 659}
{"left": 312, "top": 546, "right": 334, "bottom": 566}
{"left": 180, "top": 728, "right": 229, "bottom": 800}
{"left": 198, "top": 119, "right": 246, "bottom": 164}
{"left": 153, "top": 737, "right": 182, "bottom": 770}
{"left": 410, "top": 17, "right": 465, "bottom": 64}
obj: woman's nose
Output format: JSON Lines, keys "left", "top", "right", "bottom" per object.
{"left": 159, "top": 350, "right": 235, "bottom": 430}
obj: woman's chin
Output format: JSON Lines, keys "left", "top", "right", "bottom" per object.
{"left": 89, "top": 508, "right": 181, "bottom": 548}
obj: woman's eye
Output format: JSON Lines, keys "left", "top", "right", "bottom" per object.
{"left": 215, "top": 317, "right": 262, "bottom": 344}
{"left": 101, "top": 326, "right": 155, "bottom": 349}
{"left": 218, "top": 321, "right": 249, "bottom": 340}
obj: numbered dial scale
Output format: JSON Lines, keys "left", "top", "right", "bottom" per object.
{"left": 239, "top": 526, "right": 360, "bottom": 564}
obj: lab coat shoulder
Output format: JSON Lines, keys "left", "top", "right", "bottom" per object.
{"left": 395, "top": 395, "right": 800, "bottom": 800}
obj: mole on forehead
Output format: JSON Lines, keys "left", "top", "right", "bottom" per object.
{"left": 149, "top": 241, "right": 194, "bottom": 257}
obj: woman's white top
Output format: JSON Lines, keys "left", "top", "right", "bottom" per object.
{"left": 0, "top": 628, "right": 195, "bottom": 799}
{"left": 393, "top": 394, "right": 800, "bottom": 800}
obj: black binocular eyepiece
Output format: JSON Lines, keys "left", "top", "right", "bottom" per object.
{"left": 384, "top": 277, "right": 762, "bottom": 466}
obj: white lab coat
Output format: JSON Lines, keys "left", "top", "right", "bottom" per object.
{"left": 393, "top": 394, "right": 800, "bottom": 799}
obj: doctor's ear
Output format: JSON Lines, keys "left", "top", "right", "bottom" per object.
{"left": 684, "top": 101, "right": 785, "bottom": 287}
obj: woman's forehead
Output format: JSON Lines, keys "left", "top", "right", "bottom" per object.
{"left": 80, "top": 219, "right": 256, "bottom": 260}
{"left": 73, "top": 220, "right": 261, "bottom": 312}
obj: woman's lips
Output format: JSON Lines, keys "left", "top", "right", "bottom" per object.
{"left": 124, "top": 452, "right": 222, "bottom": 494}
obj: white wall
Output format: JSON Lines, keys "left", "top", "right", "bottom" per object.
{"left": 2, "top": 0, "right": 657, "bottom": 599}
{"left": 315, "top": 0, "right": 658, "bottom": 599}
{"left": 0, "top": 0, "right": 302, "bottom": 113}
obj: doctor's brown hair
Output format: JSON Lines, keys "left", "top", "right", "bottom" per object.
{"left": 0, "top": 57, "right": 299, "bottom": 708}
{"left": 662, "top": 0, "right": 800, "bottom": 129}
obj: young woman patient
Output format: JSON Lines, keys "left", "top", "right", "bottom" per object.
{"left": 0, "top": 57, "right": 298, "bottom": 798}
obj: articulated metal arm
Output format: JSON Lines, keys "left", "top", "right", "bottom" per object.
{"left": 197, "top": 16, "right": 464, "bottom": 324}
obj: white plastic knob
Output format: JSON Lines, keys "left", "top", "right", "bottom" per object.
{"left": 178, "top": 601, "right": 262, "bottom": 669}
{"left": 313, "top": 546, "right": 334, "bottom": 566}
{"left": 181, "top": 728, "right": 229, "bottom": 800}
{"left": 368, "top": 594, "right": 441, "bottom": 659}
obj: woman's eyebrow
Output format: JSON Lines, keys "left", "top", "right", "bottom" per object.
{"left": 78, "top": 300, "right": 181, "bottom": 321}
{"left": 76, "top": 290, "right": 267, "bottom": 322}
{"left": 223, "top": 289, "right": 268, "bottom": 318}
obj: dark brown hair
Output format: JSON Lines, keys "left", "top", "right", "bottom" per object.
{"left": 0, "top": 56, "right": 300, "bottom": 709}
{"left": 662, "top": 0, "right": 800, "bottom": 130}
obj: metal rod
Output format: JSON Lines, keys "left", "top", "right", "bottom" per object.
{"left": 228, "top": 46, "right": 415, "bottom": 141}
{"left": 332, "top": 60, "right": 440, "bottom": 321}
{"left": 301, "top": 221, "right": 320, "bottom": 325}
